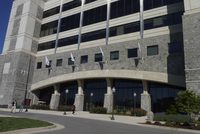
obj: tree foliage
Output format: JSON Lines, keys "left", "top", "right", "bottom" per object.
{"left": 175, "top": 90, "right": 200, "bottom": 115}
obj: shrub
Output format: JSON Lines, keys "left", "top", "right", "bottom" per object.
{"left": 90, "top": 107, "right": 107, "bottom": 114}
{"left": 58, "top": 105, "right": 72, "bottom": 111}
{"left": 176, "top": 90, "right": 200, "bottom": 115}
{"left": 166, "top": 105, "right": 178, "bottom": 115}
{"left": 30, "top": 105, "right": 50, "bottom": 110}
{"left": 131, "top": 108, "right": 147, "bottom": 117}
{"left": 182, "top": 122, "right": 190, "bottom": 127}
{"left": 154, "top": 113, "right": 190, "bottom": 123}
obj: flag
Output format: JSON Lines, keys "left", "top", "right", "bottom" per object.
{"left": 70, "top": 53, "right": 75, "bottom": 62}
{"left": 137, "top": 42, "right": 141, "bottom": 58}
{"left": 99, "top": 47, "right": 104, "bottom": 57}
{"left": 140, "top": 0, "right": 144, "bottom": 39}
{"left": 45, "top": 56, "right": 50, "bottom": 66}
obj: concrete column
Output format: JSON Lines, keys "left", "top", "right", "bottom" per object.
{"left": 74, "top": 80, "right": 84, "bottom": 111}
{"left": 50, "top": 84, "right": 60, "bottom": 110}
{"left": 141, "top": 81, "right": 151, "bottom": 112}
{"left": 104, "top": 78, "right": 113, "bottom": 113}
{"left": 32, "top": 93, "right": 39, "bottom": 105}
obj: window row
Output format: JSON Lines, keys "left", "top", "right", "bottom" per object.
{"left": 43, "top": 0, "right": 98, "bottom": 18}
{"left": 40, "top": 0, "right": 183, "bottom": 37}
{"left": 38, "top": 12, "right": 183, "bottom": 51}
{"left": 36, "top": 43, "right": 182, "bottom": 69}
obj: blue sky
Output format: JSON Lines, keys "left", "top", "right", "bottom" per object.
{"left": 0, "top": 0, "right": 12, "bottom": 53}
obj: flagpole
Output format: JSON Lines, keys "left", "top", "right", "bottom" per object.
{"left": 77, "top": 0, "right": 85, "bottom": 50}
{"left": 140, "top": 0, "right": 144, "bottom": 40}
{"left": 139, "top": 0, "right": 144, "bottom": 60}
{"left": 54, "top": 0, "right": 63, "bottom": 54}
{"left": 105, "top": 0, "right": 111, "bottom": 46}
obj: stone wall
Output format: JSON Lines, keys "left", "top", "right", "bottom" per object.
{"left": 32, "top": 32, "right": 185, "bottom": 87}
{"left": 183, "top": 12, "right": 200, "bottom": 93}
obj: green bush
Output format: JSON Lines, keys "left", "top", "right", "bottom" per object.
{"left": 30, "top": 105, "right": 50, "bottom": 110}
{"left": 131, "top": 108, "right": 147, "bottom": 117}
{"left": 90, "top": 107, "right": 107, "bottom": 114}
{"left": 154, "top": 113, "right": 190, "bottom": 123}
{"left": 166, "top": 105, "right": 178, "bottom": 115}
{"left": 175, "top": 90, "right": 200, "bottom": 115}
{"left": 58, "top": 105, "right": 72, "bottom": 111}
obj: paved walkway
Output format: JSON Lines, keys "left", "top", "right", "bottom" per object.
{"left": 0, "top": 108, "right": 146, "bottom": 125}
{"left": 0, "top": 108, "right": 200, "bottom": 134}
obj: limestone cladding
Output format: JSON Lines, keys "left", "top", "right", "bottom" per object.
{"left": 0, "top": 51, "right": 36, "bottom": 105}
{"left": 183, "top": 12, "right": 200, "bottom": 93}
{"left": 32, "top": 33, "right": 185, "bottom": 86}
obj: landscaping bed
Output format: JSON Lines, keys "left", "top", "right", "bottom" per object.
{"left": 145, "top": 113, "right": 200, "bottom": 130}
{"left": 0, "top": 117, "right": 53, "bottom": 132}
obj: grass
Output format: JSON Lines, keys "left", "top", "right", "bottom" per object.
{"left": 0, "top": 117, "right": 53, "bottom": 132}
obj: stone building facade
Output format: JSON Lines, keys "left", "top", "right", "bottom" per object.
{"left": 0, "top": 0, "right": 199, "bottom": 113}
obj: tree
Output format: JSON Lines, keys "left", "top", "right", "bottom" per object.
{"left": 175, "top": 90, "right": 200, "bottom": 115}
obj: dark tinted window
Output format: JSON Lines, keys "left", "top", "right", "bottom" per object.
{"left": 40, "top": 20, "right": 58, "bottom": 37}
{"left": 81, "top": 55, "right": 88, "bottom": 64}
{"left": 62, "top": 0, "right": 81, "bottom": 12}
{"left": 60, "top": 14, "right": 80, "bottom": 32}
{"left": 95, "top": 53, "right": 103, "bottom": 62}
{"left": 128, "top": 48, "right": 138, "bottom": 58}
{"left": 41, "top": 0, "right": 183, "bottom": 37}
{"left": 83, "top": 5, "right": 107, "bottom": 26}
{"left": 43, "top": 6, "right": 60, "bottom": 18}
{"left": 37, "top": 62, "right": 42, "bottom": 69}
{"left": 38, "top": 41, "right": 55, "bottom": 51}
{"left": 38, "top": 12, "right": 183, "bottom": 51}
{"left": 56, "top": 59, "right": 63, "bottom": 66}
{"left": 147, "top": 45, "right": 159, "bottom": 56}
{"left": 85, "top": 0, "right": 97, "bottom": 4}
{"left": 110, "top": 51, "right": 119, "bottom": 60}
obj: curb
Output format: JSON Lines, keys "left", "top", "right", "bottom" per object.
{"left": 1, "top": 108, "right": 200, "bottom": 134}
{"left": 135, "top": 123, "right": 200, "bottom": 134}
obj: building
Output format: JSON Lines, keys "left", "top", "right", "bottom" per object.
{"left": 0, "top": 0, "right": 199, "bottom": 113}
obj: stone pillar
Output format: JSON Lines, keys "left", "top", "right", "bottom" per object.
{"left": 104, "top": 78, "right": 113, "bottom": 113}
{"left": 50, "top": 84, "right": 60, "bottom": 110}
{"left": 32, "top": 93, "right": 39, "bottom": 105}
{"left": 141, "top": 81, "right": 151, "bottom": 112}
{"left": 74, "top": 80, "right": 84, "bottom": 111}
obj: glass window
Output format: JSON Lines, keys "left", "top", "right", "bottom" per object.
{"left": 168, "top": 42, "right": 182, "bottom": 54}
{"left": 56, "top": 59, "right": 63, "bottom": 66}
{"left": 37, "top": 62, "right": 42, "bottom": 69}
{"left": 147, "top": 45, "right": 159, "bottom": 56}
{"left": 41, "top": 0, "right": 183, "bottom": 36}
{"left": 95, "top": 53, "right": 103, "bottom": 62}
{"left": 62, "top": 0, "right": 81, "bottom": 12}
{"left": 68, "top": 58, "right": 74, "bottom": 65}
{"left": 110, "top": 51, "right": 119, "bottom": 60}
{"left": 81, "top": 55, "right": 88, "bottom": 64}
{"left": 43, "top": 6, "right": 60, "bottom": 18}
{"left": 128, "top": 48, "right": 138, "bottom": 58}
{"left": 38, "top": 12, "right": 183, "bottom": 52}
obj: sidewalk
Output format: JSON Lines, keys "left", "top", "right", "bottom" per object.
{"left": 1, "top": 108, "right": 200, "bottom": 134}
{"left": 0, "top": 108, "right": 146, "bottom": 125}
